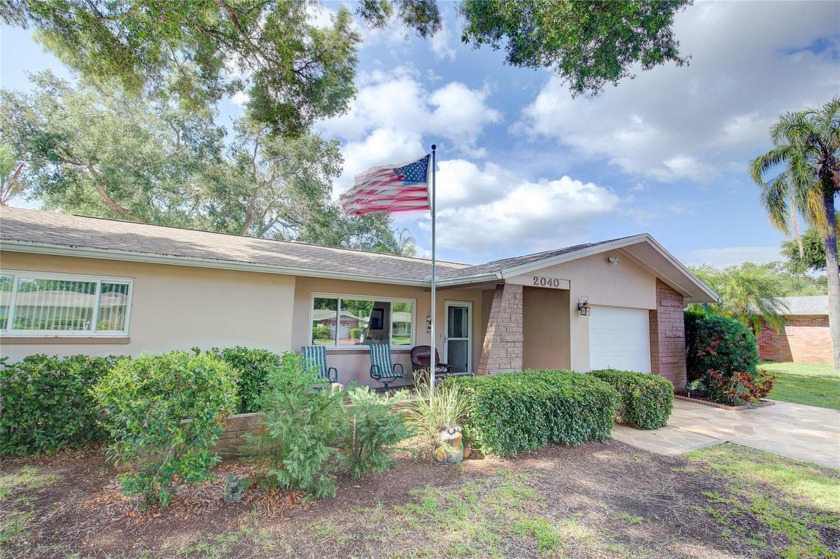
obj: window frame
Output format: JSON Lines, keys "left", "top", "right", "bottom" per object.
{"left": 0, "top": 270, "right": 134, "bottom": 337}
{"left": 309, "top": 292, "right": 416, "bottom": 349}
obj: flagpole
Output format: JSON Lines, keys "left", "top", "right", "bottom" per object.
{"left": 430, "top": 144, "right": 437, "bottom": 397}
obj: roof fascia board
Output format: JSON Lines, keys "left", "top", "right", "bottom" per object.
{"left": 0, "top": 241, "right": 426, "bottom": 288}
{"left": 436, "top": 273, "right": 503, "bottom": 287}
{"left": 632, "top": 236, "right": 719, "bottom": 302}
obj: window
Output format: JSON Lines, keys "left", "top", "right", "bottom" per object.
{"left": 0, "top": 271, "right": 132, "bottom": 336}
{"left": 311, "top": 294, "right": 414, "bottom": 348}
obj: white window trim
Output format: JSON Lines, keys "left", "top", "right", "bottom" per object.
{"left": 309, "top": 292, "right": 416, "bottom": 350}
{"left": 0, "top": 269, "right": 134, "bottom": 338}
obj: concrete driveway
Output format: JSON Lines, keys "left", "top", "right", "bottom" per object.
{"left": 612, "top": 398, "right": 840, "bottom": 469}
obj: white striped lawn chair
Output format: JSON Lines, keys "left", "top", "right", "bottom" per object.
{"left": 301, "top": 345, "right": 338, "bottom": 383}
{"left": 368, "top": 343, "right": 404, "bottom": 390}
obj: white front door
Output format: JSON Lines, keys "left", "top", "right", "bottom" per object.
{"left": 445, "top": 301, "right": 472, "bottom": 373}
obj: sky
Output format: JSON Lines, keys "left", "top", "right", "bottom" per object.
{"left": 1, "top": 1, "right": 839, "bottom": 267}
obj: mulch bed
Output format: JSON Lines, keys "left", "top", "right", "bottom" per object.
{"left": 674, "top": 393, "right": 776, "bottom": 410}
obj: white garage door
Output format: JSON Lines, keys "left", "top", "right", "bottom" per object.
{"left": 589, "top": 307, "right": 651, "bottom": 372}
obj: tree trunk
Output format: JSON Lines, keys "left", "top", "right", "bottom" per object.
{"left": 821, "top": 193, "right": 840, "bottom": 370}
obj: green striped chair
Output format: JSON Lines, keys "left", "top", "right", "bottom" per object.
{"left": 301, "top": 345, "right": 338, "bottom": 383}
{"left": 368, "top": 343, "right": 404, "bottom": 390}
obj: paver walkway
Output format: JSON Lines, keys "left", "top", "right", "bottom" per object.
{"left": 612, "top": 398, "right": 840, "bottom": 469}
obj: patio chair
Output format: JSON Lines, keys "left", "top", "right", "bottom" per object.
{"left": 369, "top": 343, "right": 404, "bottom": 390}
{"left": 301, "top": 345, "right": 339, "bottom": 383}
{"left": 410, "top": 345, "right": 453, "bottom": 376}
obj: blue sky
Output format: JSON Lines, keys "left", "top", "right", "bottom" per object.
{"left": 2, "top": 1, "right": 839, "bottom": 267}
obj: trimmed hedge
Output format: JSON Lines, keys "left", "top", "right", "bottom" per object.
{"left": 0, "top": 354, "right": 126, "bottom": 456}
{"left": 685, "top": 310, "right": 759, "bottom": 381}
{"left": 588, "top": 369, "right": 673, "bottom": 430}
{"left": 448, "top": 370, "right": 619, "bottom": 457}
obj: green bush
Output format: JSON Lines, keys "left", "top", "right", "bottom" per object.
{"left": 685, "top": 310, "right": 759, "bottom": 381}
{"left": 350, "top": 327, "right": 365, "bottom": 340}
{"left": 448, "top": 370, "right": 619, "bottom": 457}
{"left": 207, "top": 346, "right": 283, "bottom": 414}
{"left": 702, "top": 369, "right": 776, "bottom": 406}
{"left": 588, "top": 369, "right": 673, "bottom": 430}
{"left": 93, "top": 351, "right": 238, "bottom": 508}
{"left": 0, "top": 354, "right": 124, "bottom": 456}
{"left": 246, "top": 353, "right": 344, "bottom": 498}
{"left": 312, "top": 325, "right": 332, "bottom": 340}
{"left": 340, "top": 387, "right": 410, "bottom": 480}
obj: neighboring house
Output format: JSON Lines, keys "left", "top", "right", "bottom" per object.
{"left": 756, "top": 296, "right": 832, "bottom": 364}
{"left": 0, "top": 207, "right": 716, "bottom": 390}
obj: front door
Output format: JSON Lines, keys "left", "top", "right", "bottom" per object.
{"left": 445, "top": 301, "right": 472, "bottom": 373}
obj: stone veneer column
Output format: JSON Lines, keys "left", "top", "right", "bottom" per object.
{"left": 649, "top": 279, "right": 687, "bottom": 390}
{"left": 477, "top": 284, "right": 524, "bottom": 375}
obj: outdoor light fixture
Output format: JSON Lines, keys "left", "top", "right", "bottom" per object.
{"left": 608, "top": 256, "right": 622, "bottom": 265}
{"left": 578, "top": 296, "right": 591, "bottom": 316}
{"left": 426, "top": 313, "right": 432, "bottom": 332}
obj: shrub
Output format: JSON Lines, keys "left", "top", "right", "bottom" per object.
{"left": 448, "top": 370, "right": 619, "bottom": 457}
{"left": 403, "top": 374, "right": 473, "bottom": 449}
{"left": 685, "top": 310, "right": 759, "bottom": 381}
{"left": 703, "top": 369, "right": 776, "bottom": 406}
{"left": 93, "top": 351, "right": 238, "bottom": 508}
{"left": 207, "top": 346, "right": 283, "bottom": 414}
{"left": 340, "top": 387, "right": 410, "bottom": 479}
{"left": 350, "top": 327, "right": 365, "bottom": 340}
{"left": 0, "top": 354, "right": 124, "bottom": 456}
{"left": 588, "top": 369, "right": 674, "bottom": 430}
{"left": 246, "top": 353, "right": 344, "bottom": 498}
{"left": 312, "top": 325, "right": 331, "bottom": 340}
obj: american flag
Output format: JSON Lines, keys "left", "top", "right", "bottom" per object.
{"left": 340, "top": 154, "right": 431, "bottom": 215}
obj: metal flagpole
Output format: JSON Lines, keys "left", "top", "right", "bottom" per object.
{"left": 429, "top": 144, "right": 437, "bottom": 398}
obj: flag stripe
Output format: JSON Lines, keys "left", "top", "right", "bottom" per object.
{"left": 340, "top": 154, "right": 431, "bottom": 216}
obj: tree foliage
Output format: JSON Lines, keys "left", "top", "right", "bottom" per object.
{"left": 751, "top": 97, "right": 840, "bottom": 369}
{"left": 2, "top": 0, "right": 361, "bottom": 137}
{"left": 781, "top": 220, "right": 840, "bottom": 273}
{"left": 0, "top": 72, "right": 415, "bottom": 255}
{"left": 689, "top": 263, "right": 788, "bottom": 333}
{"left": 458, "top": 0, "right": 690, "bottom": 95}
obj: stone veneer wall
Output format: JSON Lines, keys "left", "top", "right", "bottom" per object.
{"left": 756, "top": 315, "right": 832, "bottom": 364}
{"left": 477, "top": 284, "right": 524, "bottom": 375}
{"left": 214, "top": 412, "right": 262, "bottom": 458}
{"left": 649, "top": 280, "right": 687, "bottom": 390}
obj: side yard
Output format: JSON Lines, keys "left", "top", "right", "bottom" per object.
{"left": 1, "top": 441, "right": 838, "bottom": 558}
{"left": 761, "top": 362, "right": 840, "bottom": 410}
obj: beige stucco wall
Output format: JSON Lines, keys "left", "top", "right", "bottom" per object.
{"left": 292, "top": 277, "right": 484, "bottom": 387}
{"left": 523, "top": 287, "right": 570, "bottom": 370}
{"left": 508, "top": 251, "right": 657, "bottom": 372}
{"left": 0, "top": 251, "right": 296, "bottom": 362}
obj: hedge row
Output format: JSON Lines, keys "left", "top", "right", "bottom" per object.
{"left": 0, "top": 346, "right": 281, "bottom": 456}
{"left": 588, "top": 369, "right": 673, "bottom": 430}
{"left": 449, "top": 370, "right": 620, "bottom": 457}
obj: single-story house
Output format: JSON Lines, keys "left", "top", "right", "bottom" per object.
{"left": 756, "top": 295, "right": 832, "bottom": 364}
{"left": 0, "top": 207, "right": 717, "bottom": 390}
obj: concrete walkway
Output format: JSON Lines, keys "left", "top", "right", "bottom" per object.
{"left": 612, "top": 398, "right": 840, "bottom": 469}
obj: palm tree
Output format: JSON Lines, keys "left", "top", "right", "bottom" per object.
{"left": 751, "top": 97, "right": 840, "bottom": 369}
{"left": 689, "top": 264, "right": 787, "bottom": 334}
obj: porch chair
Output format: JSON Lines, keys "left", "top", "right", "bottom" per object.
{"left": 410, "top": 345, "right": 453, "bottom": 376}
{"left": 368, "top": 343, "right": 404, "bottom": 390}
{"left": 301, "top": 345, "right": 339, "bottom": 383}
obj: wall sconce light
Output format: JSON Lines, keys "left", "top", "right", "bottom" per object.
{"left": 608, "top": 256, "right": 622, "bottom": 265}
{"left": 578, "top": 296, "right": 591, "bottom": 316}
{"left": 426, "top": 314, "right": 432, "bottom": 332}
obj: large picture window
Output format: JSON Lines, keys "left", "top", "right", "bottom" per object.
{"left": 311, "top": 295, "right": 414, "bottom": 347}
{"left": 0, "top": 271, "right": 132, "bottom": 336}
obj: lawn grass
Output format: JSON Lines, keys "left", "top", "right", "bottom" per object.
{"left": 759, "top": 361, "right": 840, "bottom": 410}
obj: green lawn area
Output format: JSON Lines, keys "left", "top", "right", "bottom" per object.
{"left": 760, "top": 361, "right": 840, "bottom": 410}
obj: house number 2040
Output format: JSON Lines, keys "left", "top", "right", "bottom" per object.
{"left": 532, "top": 276, "right": 563, "bottom": 288}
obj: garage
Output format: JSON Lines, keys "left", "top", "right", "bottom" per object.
{"left": 589, "top": 306, "right": 651, "bottom": 372}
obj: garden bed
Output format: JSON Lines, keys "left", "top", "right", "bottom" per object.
{"left": 674, "top": 393, "right": 775, "bottom": 411}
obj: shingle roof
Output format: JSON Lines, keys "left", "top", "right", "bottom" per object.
{"left": 776, "top": 296, "right": 829, "bottom": 315}
{"left": 0, "top": 207, "right": 468, "bottom": 284}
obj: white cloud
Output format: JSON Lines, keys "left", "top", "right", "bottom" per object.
{"left": 416, "top": 161, "right": 621, "bottom": 258}
{"left": 519, "top": 1, "right": 840, "bottom": 182}
{"left": 319, "top": 67, "right": 502, "bottom": 190}
{"left": 430, "top": 21, "right": 456, "bottom": 61}
{"left": 229, "top": 91, "right": 249, "bottom": 107}
{"left": 682, "top": 246, "right": 782, "bottom": 268}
